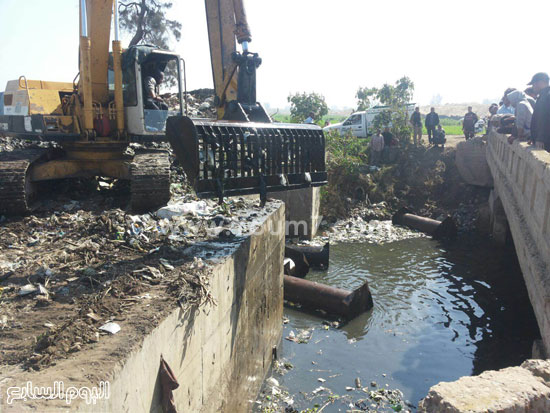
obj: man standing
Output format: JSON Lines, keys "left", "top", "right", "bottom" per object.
{"left": 369, "top": 129, "right": 385, "bottom": 166}
{"left": 524, "top": 87, "right": 537, "bottom": 110}
{"left": 382, "top": 127, "right": 394, "bottom": 162}
{"left": 410, "top": 107, "right": 423, "bottom": 146}
{"left": 506, "top": 90, "right": 533, "bottom": 143}
{"left": 462, "top": 106, "right": 478, "bottom": 140}
{"left": 529, "top": 72, "right": 550, "bottom": 150}
{"left": 425, "top": 107, "right": 440, "bottom": 145}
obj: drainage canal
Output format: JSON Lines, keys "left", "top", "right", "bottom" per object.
{"left": 257, "top": 234, "right": 540, "bottom": 412}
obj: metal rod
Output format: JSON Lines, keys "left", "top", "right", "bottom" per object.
{"left": 113, "top": 0, "right": 120, "bottom": 41}
{"left": 181, "top": 58, "right": 187, "bottom": 116}
{"left": 284, "top": 275, "right": 373, "bottom": 319}
{"left": 112, "top": 40, "right": 124, "bottom": 133}
{"left": 80, "top": 0, "right": 88, "bottom": 37}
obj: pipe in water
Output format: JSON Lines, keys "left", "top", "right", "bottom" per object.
{"left": 392, "top": 207, "right": 457, "bottom": 239}
{"left": 284, "top": 275, "right": 373, "bottom": 319}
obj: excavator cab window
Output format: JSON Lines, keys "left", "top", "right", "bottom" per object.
{"left": 141, "top": 55, "right": 181, "bottom": 133}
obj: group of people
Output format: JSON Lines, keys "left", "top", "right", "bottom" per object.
{"left": 410, "top": 107, "right": 447, "bottom": 146}
{"left": 369, "top": 127, "right": 400, "bottom": 165}
{"left": 491, "top": 72, "right": 550, "bottom": 151}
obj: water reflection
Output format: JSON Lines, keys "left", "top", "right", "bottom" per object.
{"left": 281, "top": 235, "right": 540, "bottom": 409}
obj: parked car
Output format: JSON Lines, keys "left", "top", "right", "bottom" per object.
{"left": 323, "top": 104, "right": 415, "bottom": 138}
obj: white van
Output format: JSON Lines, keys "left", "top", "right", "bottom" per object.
{"left": 324, "top": 104, "right": 415, "bottom": 138}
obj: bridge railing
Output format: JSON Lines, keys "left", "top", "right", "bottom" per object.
{"left": 486, "top": 130, "right": 550, "bottom": 354}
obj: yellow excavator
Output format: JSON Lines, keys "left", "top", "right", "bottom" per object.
{"left": 0, "top": 0, "right": 326, "bottom": 215}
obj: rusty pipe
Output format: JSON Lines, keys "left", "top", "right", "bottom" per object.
{"left": 392, "top": 208, "right": 456, "bottom": 239}
{"left": 284, "top": 275, "right": 373, "bottom": 319}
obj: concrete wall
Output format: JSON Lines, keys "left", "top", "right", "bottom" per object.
{"left": 486, "top": 130, "right": 550, "bottom": 355}
{"left": 97, "top": 204, "right": 285, "bottom": 413}
{"left": 269, "top": 186, "right": 321, "bottom": 240}
{"left": 455, "top": 137, "right": 494, "bottom": 187}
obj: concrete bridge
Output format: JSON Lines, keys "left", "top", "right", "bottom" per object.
{"left": 486, "top": 131, "right": 550, "bottom": 356}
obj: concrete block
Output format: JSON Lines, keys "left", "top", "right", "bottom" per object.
{"left": 419, "top": 360, "right": 550, "bottom": 412}
{"left": 455, "top": 138, "right": 494, "bottom": 187}
{"left": 269, "top": 186, "right": 321, "bottom": 239}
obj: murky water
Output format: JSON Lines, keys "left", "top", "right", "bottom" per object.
{"left": 269, "top": 236, "right": 540, "bottom": 411}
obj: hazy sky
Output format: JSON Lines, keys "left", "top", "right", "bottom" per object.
{"left": 1, "top": 0, "right": 549, "bottom": 110}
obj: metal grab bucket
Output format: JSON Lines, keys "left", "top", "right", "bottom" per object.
{"left": 166, "top": 116, "right": 327, "bottom": 200}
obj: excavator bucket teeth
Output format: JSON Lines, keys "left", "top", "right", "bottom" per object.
{"left": 166, "top": 116, "right": 327, "bottom": 199}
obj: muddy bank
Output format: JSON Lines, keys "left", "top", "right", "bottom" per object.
{"left": 321, "top": 144, "right": 490, "bottom": 236}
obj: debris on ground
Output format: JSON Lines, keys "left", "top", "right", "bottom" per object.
{"left": 0, "top": 158, "right": 277, "bottom": 371}
{"left": 329, "top": 217, "right": 421, "bottom": 244}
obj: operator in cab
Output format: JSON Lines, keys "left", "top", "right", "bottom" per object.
{"left": 144, "top": 69, "right": 169, "bottom": 110}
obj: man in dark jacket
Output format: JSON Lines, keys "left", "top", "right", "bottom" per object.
{"left": 425, "top": 107, "right": 440, "bottom": 145}
{"left": 462, "top": 107, "right": 478, "bottom": 140}
{"left": 529, "top": 72, "right": 550, "bottom": 150}
{"left": 410, "top": 107, "right": 423, "bottom": 146}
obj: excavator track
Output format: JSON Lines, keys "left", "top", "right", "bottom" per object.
{"left": 0, "top": 149, "right": 49, "bottom": 215}
{"left": 130, "top": 150, "right": 171, "bottom": 212}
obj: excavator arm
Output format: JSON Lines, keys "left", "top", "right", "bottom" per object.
{"left": 78, "top": 0, "right": 124, "bottom": 137}
{"left": 204, "top": 0, "right": 270, "bottom": 123}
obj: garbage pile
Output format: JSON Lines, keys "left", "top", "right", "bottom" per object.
{"left": 325, "top": 216, "right": 422, "bottom": 244}
{"left": 165, "top": 88, "right": 217, "bottom": 118}
{"left": 0, "top": 193, "right": 278, "bottom": 370}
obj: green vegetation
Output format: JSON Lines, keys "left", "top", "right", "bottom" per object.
{"left": 287, "top": 92, "right": 329, "bottom": 123}
{"left": 120, "top": 0, "right": 181, "bottom": 48}
{"left": 422, "top": 117, "right": 463, "bottom": 135}
{"left": 356, "top": 77, "right": 415, "bottom": 143}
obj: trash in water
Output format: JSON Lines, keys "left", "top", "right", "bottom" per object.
{"left": 285, "top": 329, "right": 312, "bottom": 344}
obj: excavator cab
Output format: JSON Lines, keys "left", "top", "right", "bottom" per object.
{"left": 118, "top": 46, "right": 183, "bottom": 139}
